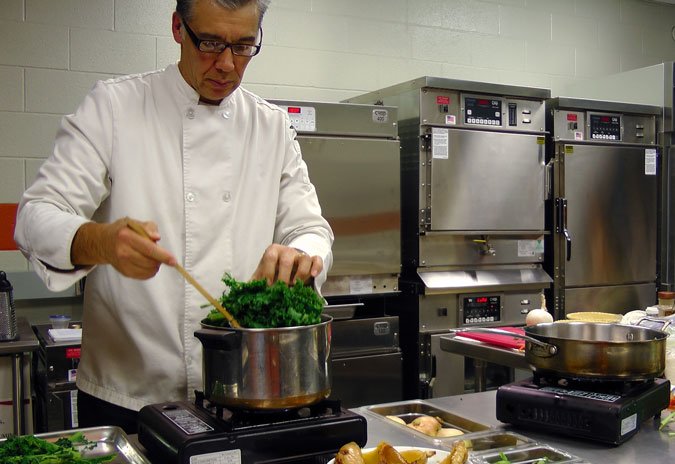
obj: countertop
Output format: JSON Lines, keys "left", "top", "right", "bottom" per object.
{"left": 128, "top": 389, "right": 674, "bottom": 463}
{"left": 354, "top": 390, "right": 675, "bottom": 463}
{"left": 0, "top": 317, "right": 39, "bottom": 355}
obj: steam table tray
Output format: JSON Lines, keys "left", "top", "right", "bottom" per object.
{"left": 0, "top": 426, "right": 150, "bottom": 464}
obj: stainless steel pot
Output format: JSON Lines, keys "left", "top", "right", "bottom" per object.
{"left": 454, "top": 322, "right": 667, "bottom": 380}
{"left": 194, "top": 315, "right": 332, "bottom": 409}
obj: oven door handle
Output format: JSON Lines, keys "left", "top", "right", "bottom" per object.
{"left": 555, "top": 197, "right": 572, "bottom": 261}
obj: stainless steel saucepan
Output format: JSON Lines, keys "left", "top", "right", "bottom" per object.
{"left": 194, "top": 315, "right": 332, "bottom": 409}
{"left": 453, "top": 322, "right": 667, "bottom": 380}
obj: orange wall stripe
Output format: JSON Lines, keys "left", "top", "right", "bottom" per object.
{"left": 0, "top": 203, "right": 19, "bottom": 251}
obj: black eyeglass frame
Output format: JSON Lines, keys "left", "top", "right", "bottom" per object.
{"left": 181, "top": 19, "right": 263, "bottom": 57}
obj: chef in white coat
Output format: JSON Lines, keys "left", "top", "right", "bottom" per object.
{"left": 14, "top": 0, "right": 333, "bottom": 433}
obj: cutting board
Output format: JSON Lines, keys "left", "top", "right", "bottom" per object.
{"left": 457, "top": 327, "right": 525, "bottom": 350}
{"left": 48, "top": 328, "right": 82, "bottom": 343}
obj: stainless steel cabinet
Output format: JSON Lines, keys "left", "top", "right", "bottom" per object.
{"left": 548, "top": 98, "right": 661, "bottom": 315}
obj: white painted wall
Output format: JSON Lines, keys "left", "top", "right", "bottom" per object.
{"left": 0, "top": 0, "right": 674, "bottom": 273}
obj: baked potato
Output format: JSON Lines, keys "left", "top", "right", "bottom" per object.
{"left": 389, "top": 414, "right": 464, "bottom": 438}
{"left": 334, "top": 440, "right": 468, "bottom": 464}
{"left": 334, "top": 441, "right": 365, "bottom": 464}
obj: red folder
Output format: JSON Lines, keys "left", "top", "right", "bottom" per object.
{"left": 456, "top": 327, "right": 525, "bottom": 350}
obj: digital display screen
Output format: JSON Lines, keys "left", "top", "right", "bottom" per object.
{"left": 589, "top": 113, "right": 621, "bottom": 141}
{"left": 464, "top": 96, "right": 502, "bottom": 126}
{"left": 462, "top": 295, "right": 501, "bottom": 324}
{"left": 287, "top": 107, "right": 302, "bottom": 114}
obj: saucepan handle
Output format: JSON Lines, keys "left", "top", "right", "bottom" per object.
{"left": 449, "top": 327, "right": 558, "bottom": 357}
{"left": 194, "top": 328, "right": 241, "bottom": 350}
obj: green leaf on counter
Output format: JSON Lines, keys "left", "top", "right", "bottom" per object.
{"left": 659, "top": 411, "right": 675, "bottom": 431}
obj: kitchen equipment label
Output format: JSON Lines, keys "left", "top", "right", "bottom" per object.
{"left": 350, "top": 276, "right": 373, "bottom": 294}
{"left": 70, "top": 390, "right": 78, "bottom": 427}
{"left": 372, "top": 109, "right": 388, "bottom": 123}
{"left": 540, "top": 386, "right": 621, "bottom": 402}
{"left": 518, "top": 239, "right": 544, "bottom": 257}
{"left": 620, "top": 413, "right": 637, "bottom": 435}
{"left": 163, "top": 408, "right": 214, "bottom": 434}
{"left": 645, "top": 149, "right": 657, "bottom": 175}
{"left": 191, "top": 450, "right": 241, "bottom": 464}
{"left": 432, "top": 127, "right": 449, "bottom": 159}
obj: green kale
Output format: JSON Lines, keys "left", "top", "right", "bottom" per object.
{"left": 0, "top": 432, "right": 116, "bottom": 463}
{"left": 204, "top": 274, "right": 324, "bottom": 328}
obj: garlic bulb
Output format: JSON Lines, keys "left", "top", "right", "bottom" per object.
{"left": 526, "top": 293, "right": 553, "bottom": 326}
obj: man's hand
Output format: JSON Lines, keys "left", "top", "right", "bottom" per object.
{"left": 71, "top": 217, "right": 176, "bottom": 279}
{"left": 251, "top": 244, "right": 323, "bottom": 286}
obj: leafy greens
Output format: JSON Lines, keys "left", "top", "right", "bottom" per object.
{"left": 0, "top": 431, "right": 116, "bottom": 463}
{"left": 204, "top": 274, "right": 324, "bottom": 328}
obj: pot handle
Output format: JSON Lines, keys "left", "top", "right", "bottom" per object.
{"left": 449, "top": 327, "right": 558, "bottom": 357}
{"left": 194, "top": 328, "right": 241, "bottom": 350}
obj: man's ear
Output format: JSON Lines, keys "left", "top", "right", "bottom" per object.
{"left": 171, "top": 12, "right": 183, "bottom": 44}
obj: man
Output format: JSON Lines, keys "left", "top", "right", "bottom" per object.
{"left": 14, "top": 0, "right": 333, "bottom": 433}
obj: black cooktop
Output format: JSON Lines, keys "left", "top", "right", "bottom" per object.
{"left": 138, "top": 392, "right": 367, "bottom": 464}
{"left": 496, "top": 376, "right": 670, "bottom": 444}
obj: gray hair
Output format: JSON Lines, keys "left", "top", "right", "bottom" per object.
{"left": 176, "top": 0, "right": 270, "bottom": 26}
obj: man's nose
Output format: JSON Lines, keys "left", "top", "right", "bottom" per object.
{"left": 214, "top": 47, "right": 235, "bottom": 71}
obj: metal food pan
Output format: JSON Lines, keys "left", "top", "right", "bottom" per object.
{"left": 450, "top": 430, "right": 534, "bottom": 455}
{"left": 365, "top": 399, "right": 491, "bottom": 434}
{"left": 470, "top": 444, "right": 580, "bottom": 463}
{"left": 1, "top": 426, "right": 150, "bottom": 464}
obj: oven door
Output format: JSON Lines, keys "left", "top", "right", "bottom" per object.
{"left": 428, "top": 129, "right": 545, "bottom": 231}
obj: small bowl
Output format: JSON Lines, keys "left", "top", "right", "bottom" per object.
{"left": 49, "top": 314, "right": 71, "bottom": 329}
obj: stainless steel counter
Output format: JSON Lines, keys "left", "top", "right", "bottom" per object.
{"left": 355, "top": 390, "right": 675, "bottom": 463}
{"left": 0, "top": 317, "right": 39, "bottom": 435}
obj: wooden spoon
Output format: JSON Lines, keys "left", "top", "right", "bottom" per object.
{"left": 126, "top": 221, "right": 241, "bottom": 328}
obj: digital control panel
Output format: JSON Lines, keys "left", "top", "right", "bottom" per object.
{"left": 589, "top": 113, "right": 621, "bottom": 141}
{"left": 464, "top": 97, "right": 502, "bottom": 126}
{"left": 461, "top": 295, "right": 501, "bottom": 325}
{"left": 278, "top": 105, "right": 316, "bottom": 132}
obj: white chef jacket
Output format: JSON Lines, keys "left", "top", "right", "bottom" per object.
{"left": 14, "top": 64, "right": 334, "bottom": 411}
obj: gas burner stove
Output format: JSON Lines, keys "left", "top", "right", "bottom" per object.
{"left": 496, "top": 376, "right": 671, "bottom": 444}
{"left": 138, "top": 392, "right": 367, "bottom": 464}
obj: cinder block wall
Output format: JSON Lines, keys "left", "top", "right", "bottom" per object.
{"left": 1, "top": 0, "right": 675, "bottom": 272}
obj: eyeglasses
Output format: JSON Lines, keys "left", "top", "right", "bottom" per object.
{"left": 181, "top": 19, "right": 262, "bottom": 57}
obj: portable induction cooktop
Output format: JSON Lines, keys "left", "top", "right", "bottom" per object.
{"left": 496, "top": 376, "right": 671, "bottom": 444}
{"left": 137, "top": 391, "right": 367, "bottom": 464}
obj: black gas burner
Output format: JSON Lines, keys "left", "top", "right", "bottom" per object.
{"left": 497, "top": 376, "right": 671, "bottom": 444}
{"left": 138, "top": 392, "right": 367, "bottom": 464}
{"left": 194, "top": 390, "right": 344, "bottom": 430}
